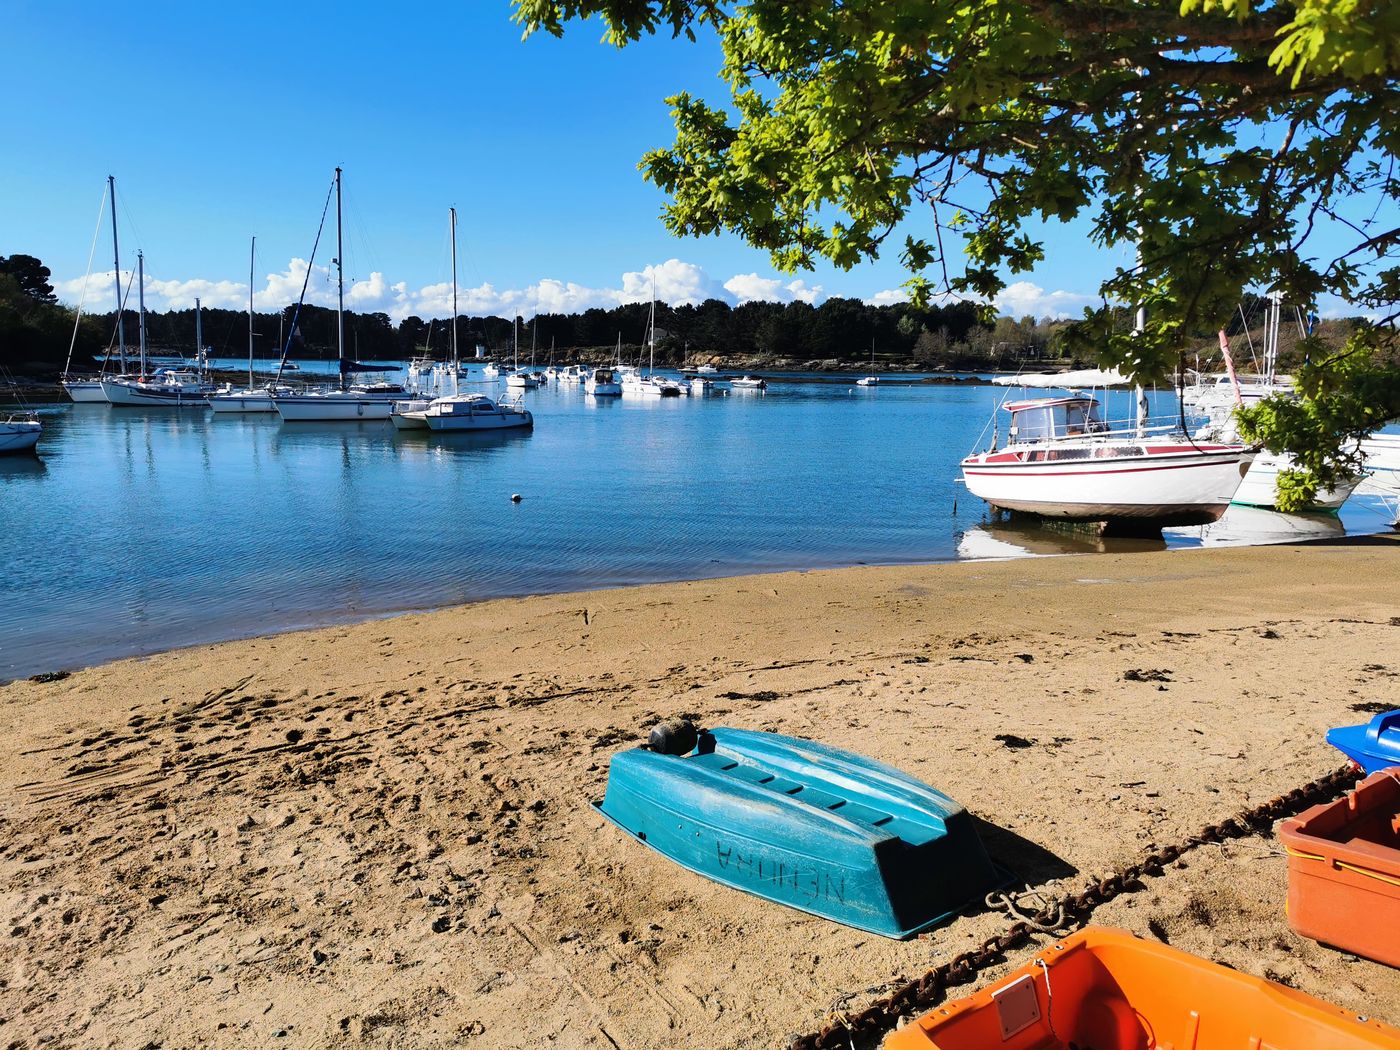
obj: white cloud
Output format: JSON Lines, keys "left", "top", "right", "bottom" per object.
{"left": 993, "top": 281, "right": 1096, "bottom": 319}
{"left": 55, "top": 262, "right": 1103, "bottom": 326}
{"left": 723, "top": 272, "right": 824, "bottom": 304}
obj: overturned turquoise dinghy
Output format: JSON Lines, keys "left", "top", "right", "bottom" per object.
{"left": 597, "top": 726, "right": 1007, "bottom": 939}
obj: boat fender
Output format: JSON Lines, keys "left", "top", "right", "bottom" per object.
{"left": 647, "top": 718, "right": 698, "bottom": 756}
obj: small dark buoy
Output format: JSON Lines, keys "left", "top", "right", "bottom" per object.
{"left": 510, "top": 493, "right": 522, "bottom": 503}
{"left": 647, "top": 718, "right": 698, "bottom": 756}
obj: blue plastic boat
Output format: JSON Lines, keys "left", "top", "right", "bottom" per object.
{"left": 1327, "top": 710, "right": 1400, "bottom": 775}
{"left": 596, "top": 727, "right": 1007, "bottom": 938}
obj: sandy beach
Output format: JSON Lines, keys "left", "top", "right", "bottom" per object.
{"left": 3, "top": 536, "right": 1399, "bottom": 1048}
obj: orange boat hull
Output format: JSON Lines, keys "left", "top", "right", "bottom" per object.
{"left": 887, "top": 927, "right": 1400, "bottom": 1049}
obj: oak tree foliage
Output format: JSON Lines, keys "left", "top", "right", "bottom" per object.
{"left": 514, "top": 0, "right": 1400, "bottom": 509}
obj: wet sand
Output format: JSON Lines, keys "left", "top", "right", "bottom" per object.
{"left": 2, "top": 535, "right": 1399, "bottom": 1048}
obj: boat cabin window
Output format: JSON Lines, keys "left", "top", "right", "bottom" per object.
{"left": 1008, "top": 399, "right": 1103, "bottom": 442}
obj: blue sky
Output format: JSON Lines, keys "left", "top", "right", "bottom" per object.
{"left": 0, "top": 1, "right": 1373, "bottom": 323}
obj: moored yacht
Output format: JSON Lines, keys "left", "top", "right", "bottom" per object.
{"left": 585, "top": 367, "right": 622, "bottom": 396}
{"left": 272, "top": 170, "right": 410, "bottom": 422}
{"left": 960, "top": 371, "right": 1254, "bottom": 532}
{"left": 102, "top": 256, "right": 216, "bottom": 408}
{"left": 0, "top": 412, "right": 42, "bottom": 454}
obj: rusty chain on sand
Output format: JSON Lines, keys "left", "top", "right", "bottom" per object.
{"left": 787, "top": 765, "right": 1356, "bottom": 1050}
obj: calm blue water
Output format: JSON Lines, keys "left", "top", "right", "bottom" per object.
{"left": 2, "top": 369, "right": 1393, "bottom": 681}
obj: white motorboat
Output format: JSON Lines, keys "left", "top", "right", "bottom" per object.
{"left": 405, "top": 393, "right": 534, "bottom": 431}
{"left": 689, "top": 376, "right": 715, "bottom": 395}
{"left": 731, "top": 375, "right": 767, "bottom": 390}
{"left": 0, "top": 413, "right": 42, "bottom": 454}
{"left": 960, "top": 378, "right": 1254, "bottom": 531}
{"left": 586, "top": 368, "right": 622, "bottom": 397}
{"left": 506, "top": 371, "right": 540, "bottom": 389}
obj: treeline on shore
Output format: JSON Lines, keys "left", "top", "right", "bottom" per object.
{"left": 0, "top": 251, "right": 1363, "bottom": 378}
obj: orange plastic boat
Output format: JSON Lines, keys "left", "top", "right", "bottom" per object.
{"left": 1279, "top": 767, "right": 1400, "bottom": 968}
{"left": 887, "top": 926, "right": 1400, "bottom": 1049}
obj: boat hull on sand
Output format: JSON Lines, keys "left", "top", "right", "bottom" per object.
{"left": 888, "top": 926, "right": 1400, "bottom": 1049}
{"left": 598, "top": 728, "right": 1005, "bottom": 938}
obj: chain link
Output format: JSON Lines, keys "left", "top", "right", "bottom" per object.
{"left": 787, "top": 765, "right": 1354, "bottom": 1050}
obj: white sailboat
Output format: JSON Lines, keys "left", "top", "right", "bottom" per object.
{"left": 101, "top": 259, "right": 215, "bottom": 407}
{"left": 274, "top": 169, "right": 410, "bottom": 421}
{"left": 621, "top": 278, "right": 682, "bottom": 396}
{"left": 210, "top": 238, "right": 282, "bottom": 413}
{"left": 394, "top": 209, "right": 534, "bottom": 433}
{"left": 856, "top": 337, "right": 879, "bottom": 386}
{"left": 504, "top": 318, "right": 539, "bottom": 389}
{"left": 1193, "top": 294, "right": 1358, "bottom": 511}
{"left": 63, "top": 176, "right": 128, "bottom": 403}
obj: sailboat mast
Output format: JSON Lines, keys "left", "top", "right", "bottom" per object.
{"left": 195, "top": 297, "right": 203, "bottom": 374}
{"left": 137, "top": 250, "right": 147, "bottom": 376}
{"left": 449, "top": 206, "right": 459, "bottom": 370}
{"left": 335, "top": 166, "right": 345, "bottom": 391}
{"left": 248, "top": 237, "right": 256, "bottom": 389}
{"left": 109, "top": 175, "right": 126, "bottom": 371}
{"left": 648, "top": 273, "right": 656, "bottom": 375}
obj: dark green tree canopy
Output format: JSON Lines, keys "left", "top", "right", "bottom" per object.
{"left": 0, "top": 254, "right": 58, "bottom": 305}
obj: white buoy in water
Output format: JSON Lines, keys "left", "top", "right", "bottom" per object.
{"left": 510, "top": 493, "right": 523, "bottom": 503}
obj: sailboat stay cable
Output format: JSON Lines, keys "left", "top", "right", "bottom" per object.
{"left": 274, "top": 175, "right": 337, "bottom": 385}
{"left": 62, "top": 185, "right": 110, "bottom": 380}
{"left": 97, "top": 269, "right": 138, "bottom": 374}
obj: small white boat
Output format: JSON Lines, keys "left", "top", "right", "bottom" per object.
{"left": 694, "top": 363, "right": 719, "bottom": 375}
{"left": 483, "top": 362, "right": 501, "bottom": 377}
{"left": 731, "top": 375, "right": 767, "bottom": 390}
{"left": 424, "top": 394, "right": 532, "bottom": 431}
{"left": 689, "top": 376, "right": 715, "bottom": 395}
{"left": 856, "top": 376, "right": 879, "bottom": 387}
{"left": 0, "top": 413, "right": 42, "bottom": 454}
{"left": 389, "top": 398, "right": 431, "bottom": 430}
{"left": 505, "top": 371, "right": 540, "bottom": 389}
{"left": 586, "top": 368, "right": 622, "bottom": 397}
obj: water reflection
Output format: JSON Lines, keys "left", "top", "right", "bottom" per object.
{"left": 959, "top": 505, "right": 1350, "bottom": 560}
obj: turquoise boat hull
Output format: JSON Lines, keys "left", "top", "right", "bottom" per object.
{"left": 597, "top": 728, "right": 1007, "bottom": 938}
